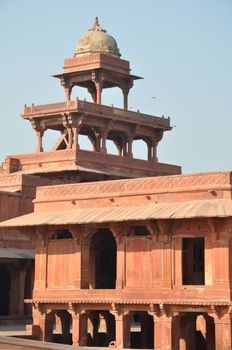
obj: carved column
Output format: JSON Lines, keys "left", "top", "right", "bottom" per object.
{"left": 121, "top": 80, "right": 133, "bottom": 111}
{"left": 212, "top": 311, "right": 232, "bottom": 350}
{"left": 33, "top": 308, "right": 54, "bottom": 342}
{"left": 95, "top": 82, "right": 103, "bottom": 104}
{"left": 153, "top": 314, "right": 173, "bottom": 350}
{"left": 147, "top": 140, "right": 152, "bottom": 161}
{"left": 151, "top": 130, "right": 163, "bottom": 162}
{"left": 122, "top": 88, "right": 129, "bottom": 111}
{"left": 95, "top": 132, "right": 101, "bottom": 152}
{"left": 100, "top": 129, "right": 107, "bottom": 154}
{"left": 72, "top": 127, "right": 79, "bottom": 150}
{"left": 36, "top": 130, "right": 44, "bottom": 153}
{"left": 127, "top": 136, "right": 133, "bottom": 158}
{"left": 71, "top": 312, "right": 80, "bottom": 346}
{"left": 112, "top": 311, "right": 131, "bottom": 348}
{"left": 151, "top": 140, "right": 158, "bottom": 161}
{"left": 65, "top": 87, "right": 72, "bottom": 104}
{"left": 68, "top": 307, "right": 87, "bottom": 346}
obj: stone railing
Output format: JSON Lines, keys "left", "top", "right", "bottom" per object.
{"left": 23, "top": 100, "right": 77, "bottom": 116}
{"left": 22, "top": 99, "right": 170, "bottom": 128}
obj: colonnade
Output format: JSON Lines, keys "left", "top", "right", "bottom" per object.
{"left": 32, "top": 307, "right": 232, "bottom": 349}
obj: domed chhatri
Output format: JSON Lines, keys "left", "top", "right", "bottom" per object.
{"left": 74, "top": 17, "right": 121, "bottom": 58}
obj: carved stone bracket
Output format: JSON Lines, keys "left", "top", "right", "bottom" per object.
{"left": 209, "top": 304, "right": 232, "bottom": 320}
{"left": 156, "top": 220, "right": 172, "bottom": 244}
{"left": 35, "top": 226, "right": 48, "bottom": 248}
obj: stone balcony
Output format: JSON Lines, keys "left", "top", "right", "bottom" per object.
{"left": 22, "top": 98, "right": 171, "bottom": 131}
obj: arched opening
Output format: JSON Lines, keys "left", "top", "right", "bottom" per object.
{"left": 71, "top": 86, "right": 94, "bottom": 103}
{"left": 89, "top": 229, "right": 116, "bottom": 289}
{"left": 42, "top": 130, "right": 62, "bottom": 151}
{"left": 106, "top": 139, "right": 118, "bottom": 155}
{"left": 78, "top": 125, "right": 98, "bottom": 152}
{"left": 107, "top": 130, "right": 127, "bottom": 156}
{"left": 132, "top": 139, "right": 148, "bottom": 160}
{"left": 130, "top": 312, "right": 154, "bottom": 349}
{"left": 87, "top": 310, "right": 115, "bottom": 347}
{"left": 101, "top": 86, "right": 122, "bottom": 108}
{"left": 178, "top": 313, "right": 215, "bottom": 350}
{"left": 52, "top": 310, "right": 72, "bottom": 345}
{"left": 79, "top": 134, "right": 93, "bottom": 151}
{"left": 0, "top": 264, "right": 11, "bottom": 315}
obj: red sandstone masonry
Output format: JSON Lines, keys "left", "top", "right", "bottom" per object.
{"left": 34, "top": 171, "right": 232, "bottom": 212}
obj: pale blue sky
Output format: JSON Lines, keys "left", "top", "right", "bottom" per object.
{"left": 0, "top": 0, "right": 231, "bottom": 174}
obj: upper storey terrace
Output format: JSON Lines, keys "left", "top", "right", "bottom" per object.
{"left": 0, "top": 18, "right": 181, "bottom": 180}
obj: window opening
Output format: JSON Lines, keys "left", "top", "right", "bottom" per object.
{"left": 182, "top": 238, "right": 205, "bottom": 285}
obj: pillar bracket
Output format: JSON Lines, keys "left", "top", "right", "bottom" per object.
{"left": 156, "top": 219, "right": 172, "bottom": 244}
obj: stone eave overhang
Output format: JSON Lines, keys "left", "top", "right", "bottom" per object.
{"left": 24, "top": 298, "right": 232, "bottom": 307}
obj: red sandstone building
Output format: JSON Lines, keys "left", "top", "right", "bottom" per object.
{"left": 0, "top": 18, "right": 232, "bottom": 350}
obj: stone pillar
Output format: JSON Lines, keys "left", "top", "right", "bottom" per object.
{"left": 67, "top": 128, "right": 73, "bottom": 149}
{"left": 122, "top": 142, "right": 127, "bottom": 156}
{"left": 127, "top": 137, "right": 133, "bottom": 158}
{"left": 100, "top": 130, "right": 107, "bottom": 154}
{"left": 65, "top": 87, "right": 72, "bottom": 104}
{"left": 95, "top": 132, "right": 101, "bottom": 152}
{"left": 147, "top": 141, "right": 152, "bottom": 161}
{"left": 213, "top": 313, "right": 231, "bottom": 350}
{"left": 122, "top": 89, "right": 129, "bottom": 110}
{"left": 36, "top": 130, "right": 44, "bottom": 153}
{"left": 71, "top": 313, "right": 79, "bottom": 346}
{"left": 95, "top": 82, "right": 103, "bottom": 104}
{"left": 72, "top": 127, "right": 80, "bottom": 150}
{"left": 154, "top": 315, "right": 172, "bottom": 350}
{"left": 114, "top": 314, "right": 123, "bottom": 348}
{"left": 152, "top": 141, "right": 158, "bottom": 161}
{"left": 33, "top": 310, "right": 54, "bottom": 342}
